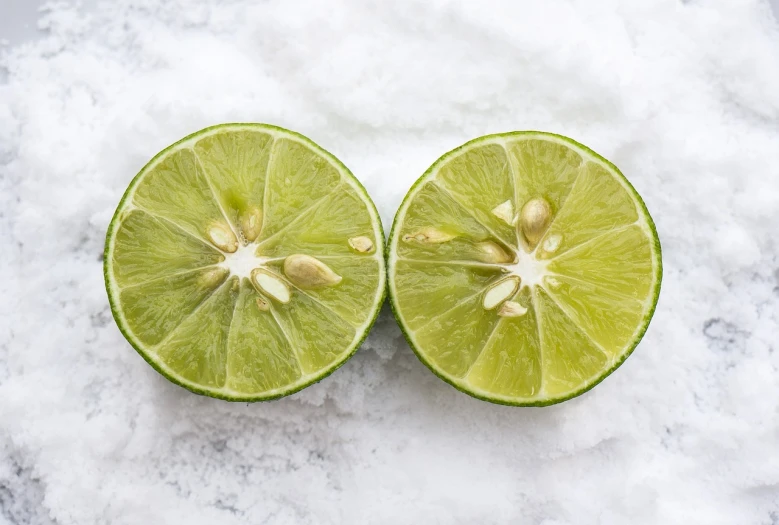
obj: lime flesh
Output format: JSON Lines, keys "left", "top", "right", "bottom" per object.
{"left": 105, "top": 123, "right": 385, "bottom": 401}
{"left": 388, "top": 132, "right": 661, "bottom": 406}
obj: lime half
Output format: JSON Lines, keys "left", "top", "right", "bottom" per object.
{"left": 105, "top": 123, "right": 385, "bottom": 401}
{"left": 388, "top": 132, "right": 661, "bottom": 406}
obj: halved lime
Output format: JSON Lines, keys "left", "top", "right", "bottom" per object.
{"left": 104, "top": 123, "right": 385, "bottom": 401}
{"left": 387, "top": 132, "right": 661, "bottom": 406}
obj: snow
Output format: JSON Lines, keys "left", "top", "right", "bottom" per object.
{"left": 1, "top": 1, "right": 779, "bottom": 523}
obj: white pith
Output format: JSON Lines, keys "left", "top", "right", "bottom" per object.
{"left": 508, "top": 249, "right": 549, "bottom": 290}
{"left": 477, "top": 246, "right": 551, "bottom": 309}
{"left": 219, "top": 242, "right": 268, "bottom": 279}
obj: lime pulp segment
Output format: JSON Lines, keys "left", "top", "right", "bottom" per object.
{"left": 104, "top": 123, "right": 385, "bottom": 401}
{"left": 388, "top": 132, "right": 662, "bottom": 406}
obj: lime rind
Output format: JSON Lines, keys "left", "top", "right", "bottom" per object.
{"left": 105, "top": 123, "right": 386, "bottom": 402}
{"left": 387, "top": 131, "right": 662, "bottom": 407}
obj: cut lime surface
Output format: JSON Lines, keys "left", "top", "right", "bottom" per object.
{"left": 387, "top": 132, "right": 661, "bottom": 406}
{"left": 105, "top": 123, "right": 385, "bottom": 401}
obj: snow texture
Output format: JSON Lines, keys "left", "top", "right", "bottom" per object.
{"left": 1, "top": 1, "right": 779, "bottom": 524}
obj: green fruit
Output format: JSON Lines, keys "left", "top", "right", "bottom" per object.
{"left": 105, "top": 123, "right": 385, "bottom": 401}
{"left": 387, "top": 132, "right": 661, "bottom": 406}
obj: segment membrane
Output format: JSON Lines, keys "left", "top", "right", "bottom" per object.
{"left": 267, "top": 256, "right": 381, "bottom": 326}
{"left": 259, "top": 187, "right": 375, "bottom": 258}
{"left": 466, "top": 288, "right": 542, "bottom": 398}
{"left": 507, "top": 137, "right": 583, "bottom": 220}
{"left": 543, "top": 275, "right": 646, "bottom": 356}
{"left": 225, "top": 281, "right": 302, "bottom": 393}
{"left": 393, "top": 261, "right": 503, "bottom": 331}
{"left": 132, "top": 148, "right": 228, "bottom": 243}
{"left": 119, "top": 267, "right": 225, "bottom": 346}
{"left": 435, "top": 143, "right": 516, "bottom": 247}
{"left": 547, "top": 224, "right": 652, "bottom": 300}
{"left": 396, "top": 182, "right": 509, "bottom": 262}
{"left": 193, "top": 130, "right": 274, "bottom": 236}
{"left": 260, "top": 138, "right": 342, "bottom": 240}
{"left": 414, "top": 293, "right": 502, "bottom": 378}
{"left": 155, "top": 277, "right": 239, "bottom": 388}
{"left": 111, "top": 210, "right": 223, "bottom": 287}
{"left": 270, "top": 289, "right": 356, "bottom": 375}
{"left": 536, "top": 288, "right": 608, "bottom": 397}
{"left": 537, "top": 162, "right": 638, "bottom": 258}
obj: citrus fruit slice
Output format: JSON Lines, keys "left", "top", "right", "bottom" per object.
{"left": 388, "top": 132, "right": 661, "bottom": 406}
{"left": 104, "top": 123, "right": 385, "bottom": 401}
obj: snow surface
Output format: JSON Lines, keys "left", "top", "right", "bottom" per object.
{"left": 1, "top": 1, "right": 779, "bottom": 524}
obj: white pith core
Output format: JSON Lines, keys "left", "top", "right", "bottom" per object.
{"left": 509, "top": 250, "right": 549, "bottom": 289}
{"left": 477, "top": 246, "right": 550, "bottom": 310}
{"left": 219, "top": 242, "right": 268, "bottom": 279}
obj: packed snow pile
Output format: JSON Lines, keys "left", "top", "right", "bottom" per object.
{"left": 1, "top": 1, "right": 778, "bottom": 523}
